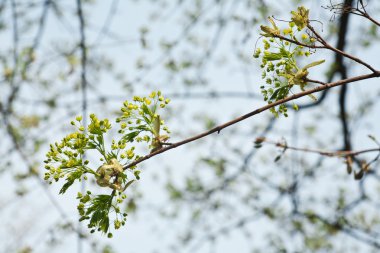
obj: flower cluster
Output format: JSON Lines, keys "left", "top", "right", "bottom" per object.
{"left": 254, "top": 6, "right": 325, "bottom": 117}
{"left": 116, "top": 90, "right": 171, "bottom": 152}
{"left": 44, "top": 91, "right": 171, "bottom": 236}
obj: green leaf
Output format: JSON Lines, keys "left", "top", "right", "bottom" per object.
{"left": 307, "top": 94, "right": 317, "bottom": 101}
{"left": 60, "top": 170, "right": 83, "bottom": 194}
{"left": 274, "top": 155, "right": 282, "bottom": 162}
{"left": 141, "top": 103, "right": 153, "bottom": 117}
{"left": 106, "top": 151, "right": 117, "bottom": 160}
{"left": 263, "top": 51, "right": 282, "bottom": 61}
{"left": 86, "top": 142, "right": 97, "bottom": 149}
{"left": 135, "top": 125, "right": 150, "bottom": 131}
{"left": 302, "top": 60, "right": 325, "bottom": 70}
{"left": 89, "top": 210, "right": 103, "bottom": 225}
{"left": 123, "top": 179, "right": 136, "bottom": 191}
{"left": 269, "top": 88, "right": 281, "bottom": 100}
{"left": 153, "top": 115, "right": 160, "bottom": 137}
{"left": 134, "top": 170, "right": 141, "bottom": 180}
{"left": 123, "top": 131, "right": 140, "bottom": 142}
{"left": 270, "top": 87, "right": 289, "bottom": 101}
{"left": 141, "top": 114, "right": 151, "bottom": 125}
{"left": 260, "top": 17, "right": 280, "bottom": 37}
{"left": 99, "top": 215, "right": 110, "bottom": 233}
{"left": 280, "top": 47, "right": 291, "bottom": 58}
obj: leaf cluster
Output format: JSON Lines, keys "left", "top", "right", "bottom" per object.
{"left": 116, "top": 90, "right": 171, "bottom": 152}
{"left": 77, "top": 191, "right": 127, "bottom": 238}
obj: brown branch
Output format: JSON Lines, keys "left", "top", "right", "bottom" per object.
{"left": 324, "top": 0, "right": 380, "bottom": 27}
{"left": 123, "top": 71, "right": 380, "bottom": 170}
{"left": 259, "top": 139, "right": 380, "bottom": 158}
{"left": 307, "top": 25, "right": 377, "bottom": 73}
{"left": 305, "top": 78, "right": 326, "bottom": 85}
{"left": 272, "top": 26, "right": 376, "bottom": 73}
{"left": 352, "top": 5, "right": 380, "bottom": 26}
{"left": 361, "top": 12, "right": 380, "bottom": 27}
{"left": 272, "top": 33, "right": 325, "bottom": 49}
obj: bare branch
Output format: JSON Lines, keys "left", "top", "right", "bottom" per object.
{"left": 270, "top": 25, "right": 377, "bottom": 73}
{"left": 309, "top": 25, "right": 376, "bottom": 73}
{"left": 258, "top": 138, "right": 380, "bottom": 158}
{"left": 323, "top": 0, "right": 380, "bottom": 27}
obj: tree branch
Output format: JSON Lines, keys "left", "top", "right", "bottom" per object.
{"left": 124, "top": 71, "right": 380, "bottom": 170}
{"left": 307, "top": 25, "right": 377, "bottom": 73}
{"left": 257, "top": 138, "right": 380, "bottom": 158}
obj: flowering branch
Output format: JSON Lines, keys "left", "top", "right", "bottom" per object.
{"left": 123, "top": 71, "right": 380, "bottom": 170}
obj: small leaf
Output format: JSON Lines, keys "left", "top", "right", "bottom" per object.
{"left": 260, "top": 17, "right": 280, "bottom": 37}
{"left": 153, "top": 115, "right": 160, "bottom": 137}
{"left": 106, "top": 151, "right": 117, "bottom": 160}
{"left": 141, "top": 103, "right": 153, "bottom": 117}
{"left": 79, "top": 216, "right": 88, "bottom": 222}
{"left": 307, "top": 94, "right": 317, "bottom": 101}
{"left": 302, "top": 60, "right": 325, "bottom": 70}
{"left": 134, "top": 170, "right": 141, "bottom": 180}
{"left": 263, "top": 51, "right": 282, "bottom": 61}
{"left": 60, "top": 170, "right": 83, "bottom": 194}
{"left": 269, "top": 88, "right": 281, "bottom": 100}
{"left": 123, "top": 131, "right": 140, "bottom": 142}
{"left": 123, "top": 180, "right": 136, "bottom": 191}
{"left": 86, "top": 142, "right": 97, "bottom": 149}
{"left": 135, "top": 125, "right": 150, "bottom": 131}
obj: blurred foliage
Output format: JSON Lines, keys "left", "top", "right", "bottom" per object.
{"left": 1, "top": 0, "right": 380, "bottom": 252}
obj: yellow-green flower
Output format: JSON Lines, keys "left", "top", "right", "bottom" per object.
{"left": 144, "top": 97, "right": 151, "bottom": 105}
{"left": 149, "top": 91, "right": 156, "bottom": 98}
{"left": 291, "top": 6, "right": 309, "bottom": 30}
{"left": 283, "top": 28, "right": 292, "bottom": 35}
{"left": 263, "top": 51, "right": 282, "bottom": 61}
{"left": 260, "top": 17, "right": 280, "bottom": 37}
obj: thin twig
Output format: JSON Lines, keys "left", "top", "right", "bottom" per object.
{"left": 260, "top": 139, "right": 380, "bottom": 157}
{"left": 307, "top": 25, "right": 377, "bottom": 73}
{"left": 305, "top": 78, "right": 326, "bottom": 85}
{"left": 324, "top": 0, "right": 380, "bottom": 27}
{"left": 271, "top": 25, "right": 377, "bottom": 73}
{"left": 272, "top": 34, "right": 325, "bottom": 49}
